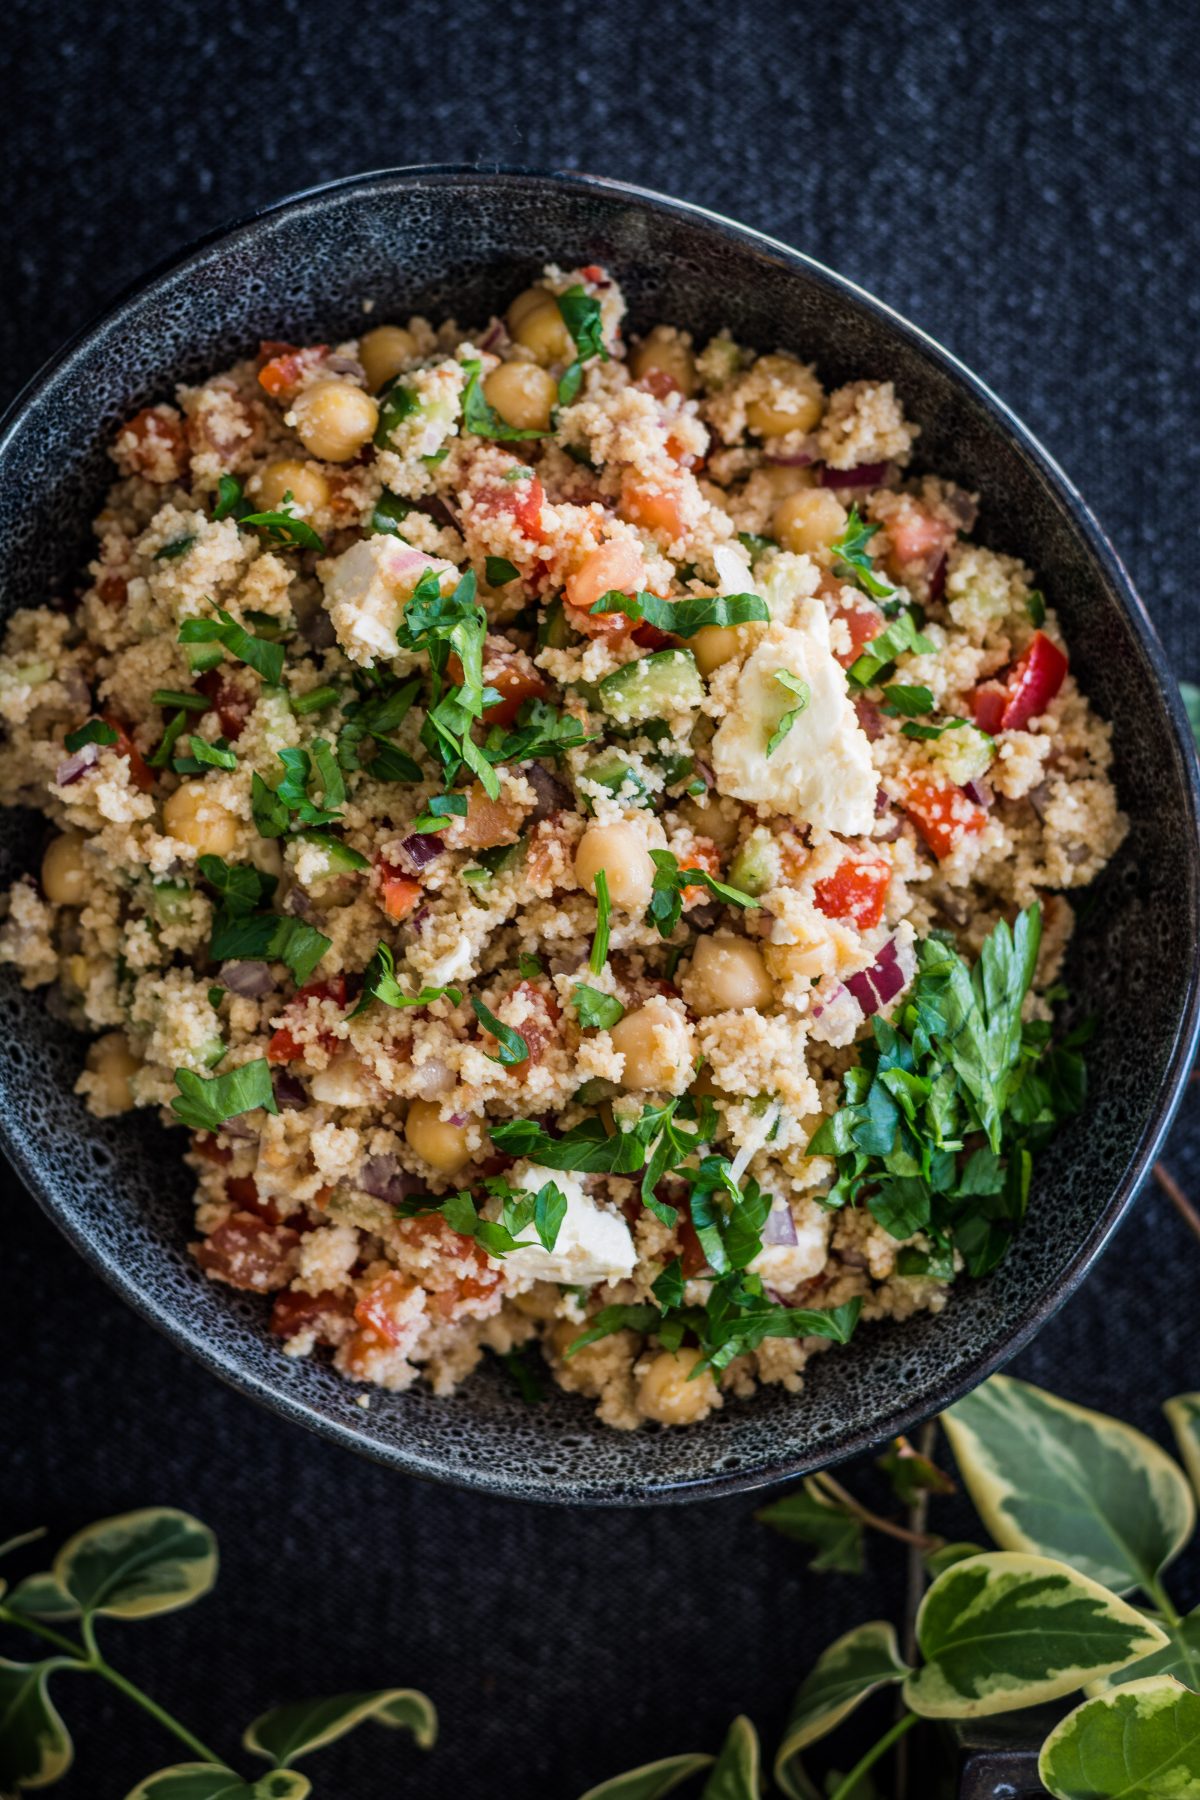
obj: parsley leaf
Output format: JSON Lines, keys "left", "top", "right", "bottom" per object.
{"left": 396, "top": 1176, "right": 568, "bottom": 1259}
{"left": 235, "top": 493, "right": 324, "bottom": 551}
{"left": 830, "top": 505, "right": 894, "bottom": 599}
{"left": 155, "top": 534, "right": 196, "bottom": 561}
{"left": 147, "top": 711, "right": 190, "bottom": 769}
{"left": 589, "top": 868, "right": 611, "bottom": 972}
{"left": 175, "top": 735, "right": 237, "bottom": 772}
{"left": 209, "top": 910, "right": 331, "bottom": 987}
{"left": 482, "top": 698, "right": 592, "bottom": 766}
{"left": 352, "top": 941, "right": 462, "bottom": 1017}
{"left": 490, "top": 1114, "right": 648, "bottom": 1175}
{"left": 471, "top": 995, "right": 530, "bottom": 1066}
{"left": 178, "top": 607, "right": 285, "bottom": 685}
{"left": 64, "top": 718, "right": 118, "bottom": 753}
{"left": 556, "top": 284, "right": 609, "bottom": 406}
{"left": 766, "top": 670, "right": 811, "bottom": 756}
{"left": 197, "top": 855, "right": 274, "bottom": 917}
{"left": 485, "top": 556, "right": 520, "bottom": 586}
{"left": 881, "top": 683, "right": 935, "bottom": 717}
{"left": 399, "top": 568, "right": 502, "bottom": 800}
{"left": 846, "top": 609, "right": 937, "bottom": 689}
{"left": 213, "top": 474, "right": 245, "bottom": 521}
{"left": 371, "top": 491, "right": 414, "bottom": 537}
{"left": 461, "top": 357, "right": 548, "bottom": 442}
{"left": 738, "top": 531, "right": 777, "bottom": 562}
{"left": 900, "top": 715, "right": 977, "bottom": 742}
{"left": 1026, "top": 588, "right": 1047, "bottom": 628}
{"left": 170, "top": 1057, "right": 278, "bottom": 1132}
{"left": 590, "top": 588, "right": 769, "bottom": 638}
{"left": 253, "top": 743, "right": 345, "bottom": 836}
{"left": 645, "top": 849, "right": 759, "bottom": 938}
{"left": 373, "top": 380, "right": 420, "bottom": 450}
{"left": 572, "top": 984, "right": 625, "bottom": 1030}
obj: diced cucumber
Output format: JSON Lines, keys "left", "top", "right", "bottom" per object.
{"left": 461, "top": 838, "right": 527, "bottom": 890}
{"left": 200, "top": 1037, "right": 226, "bottom": 1069}
{"left": 728, "top": 827, "right": 779, "bottom": 898}
{"left": 579, "top": 753, "right": 651, "bottom": 810}
{"left": 256, "top": 687, "right": 295, "bottom": 751}
{"left": 186, "top": 642, "right": 224, "bottom": 675}
{"left": 538, "top": 598, "right": 572, "bottom": 649}
{"left": 149, "top": 880, "right": 197, "bottom": 925}
{"left": 597, "top": 649, "right": 702, "bottom": 725}
{"left": 653, "top": 749, "right": 695, "bottom": 788}
{"left": 929, "top": 723, "right": 994, "bottom": 786}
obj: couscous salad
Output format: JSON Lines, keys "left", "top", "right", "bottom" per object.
{"left": 0, "top": 265, "right": 1125, "bottom": 1426}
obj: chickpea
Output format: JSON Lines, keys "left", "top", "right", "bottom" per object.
{"left": 684, "top": 934, "right": 776, "bottom": 1016}
{"left": 637, "top": 1346, "right": 719, "bottom": 1425}
{"left": 745, "top": 354, "right": 825, "bottom": 437}
{"left": 290, "top": 379, "right": 378, "bottom": 462}
{"left": 574, "top": 822, "right": 655, "bottom": 912}
{"left": 691, "top": 623, "right": 744, "bottom": 677}
{"left": 610, "top": 998, "right": 694, "bottom": 1092}
{"left": 358, "top": 324, "right": 418, "bottom": 393}
{"left": 483, "top": 361, "right": 558, "bottom": 433}
{"left": 85, "top": 1032, "right": 140, "bottom": 1115}
{"left": 405, "top": 1099, "right": 472, "bottom": 1177}
{"left": 162, "top": 781, "right": 239, "bottom": 856}
{"left": 629, "top": 326, "right": 697, "bottom": 397}
{"left": 41, "top": 830, "right": 90, "bottom": 906}
{"left": 255, "top": 458, "right": 330, "bottom": 516}
{"left": 505, "top": 286, "right": 573, "bottom": 364}
{"left": 677, "top": 795, "right": 740, "bottom": 850}
{"left": 773, "top": 488, "right": 848, "bottom": 555}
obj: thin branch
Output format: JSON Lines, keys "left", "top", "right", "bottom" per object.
{"left": 811, "top": 1471, "right": 940, "bottom": 1551}
{"left": 896, "top": 1420, "right": 938, "bottom": 1800}
{"left": 1154, "top": 1161, "right": 1200, "bottom": 1246}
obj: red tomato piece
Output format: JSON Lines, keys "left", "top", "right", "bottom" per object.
{"left": 270, "top": 1287, "right": 353, "bottom": 1341}
{"left": 678, "top": 838, "right": 721, "bottom": 897}
{"left": 267, "top": 978, "right": 347, "bottom": 1063}
{"left": 632, "top": 621, "right": 675, "bottom": 650}
{"left": 375, "top": 860, "right": 422, "bottom": 923}
{"left": 971, "top": 683, "right": 1009, "bottom": 735}
{"left": 447, "top": 644, "right": 546, "bottom": 728}
{"left": 997, "top": 631, "right": 1068, "bottom": 731}
{"left": 100, "top": 716, "right": 154, "bottom": 791}
{"left": 886, "top": 505, "right": 953, "bottom": 569}
{"left": 813, "top": 856, "right": 891, "bottom": 930}
{"left": 193, "top": 1215, "right": 300, "bottom": 1291}
{"left": 113, "top": 407, "right": 188, "bottom": 482}
{"left": 191, "top": 1133, "right": 232, "bottom": 1166}
{"left": 472, "top": 473, "right": 546, "bottom": 541}
{"left": 353, "top": 1271, "right": 417, "bottom": 1346}
{"left": 195, "top": 669, "right": 255, "bottom": 742}
{"left": 256, "top": 341, "right": 329, "bottom": 399}
{"left": 903, "top": 777, "right": 989, "bottom": 861}
{"left": 479, "top": 980, "right": 561, "bottom": 1068}
{"left": 224, "top": 1175, "right": 279, "bottom": 1225}
{"left": 97, "top": 573, "right": 128, "bottom": 607}
{"left": 833, "top": 605, "right": 886, "bottom": 669}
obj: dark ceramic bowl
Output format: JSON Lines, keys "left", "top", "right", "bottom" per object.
{"left": 2, "top": 167, "right": 1197, "bottom": 1504}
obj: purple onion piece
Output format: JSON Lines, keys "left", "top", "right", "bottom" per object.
{"left": 219, "top": 959, "right": 274, "bottom": 998}
{"left": 761, "top": 1202, "right": 799, "bottom": 1247}
{"left": 283, "top": 884, "right": 314, "bottom": 918}
{"left": 764, "top": 437, "right": 817, "bottom": 467}
{"left": 272, "top": 1069, "right": 309, "bottom": 1111}
{"left": 686, "top": 902, "right": 721, "bottom": 932}
{"left": 820, "top": 460, "right": 891, "bottom": 489}
{"left": 1027, "top": 782, "right": 1050, "bottom": 820}
{"left": 927, "top": 551, "right": 948, "bottom": 606}
{"left": 857, "top": 700, "right": 884, "bottom": 742}
{"left": 55, "top": 742, "right": 100, "bottom": 786}
{"left": 844, "top": 936, "right": 906, "bottom": 1016}
{"left": 875, "top": 785, "right": 892, "bottom": 817}
{"left": 523, "top": 762, "right": 572, "bottom": 823}
{"left": 409, "top": 903, "right": 432, "bottom": 934}
{"left": 357, "top": 1154, "right": 423, "bottom": 1205}
{"left": 398, "top": 831, "right": 444, "bottom": 872}
{"left": 962, "top": 778, "right": 993, "bottom": 808}
{"left": 326, "top": 354, "right": 366, "bottom": 382}
{"left": 220, "top": 1115, "right": 259, "bottom": 1141}
{"left": 298, "top": 606, "right": 336, "bottom": 650}
{"left": 477, "top": 319, "right": 507, "bottom": 353}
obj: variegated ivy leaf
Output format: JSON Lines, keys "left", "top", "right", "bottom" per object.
{"left": 0, "top": 1528, "right": 47, "bottom": 1562}
{"left": 1038, "top": 1675, "right": 1200, "bottom": 1799}
{"left": 774, "top": 1621, "right": 909, "bottom": 1799}
{"left": 922, "top": 1541, "right": 987, "bottom": 1578}
{"left": 943, "top": 1375, "right": 1195, "bottom": 1594}
{"left": 700, "top": 1716, "right": 760, "bottom": 1800}
{"left": 0, "top": 1657, "right": 74, "bottom": 1790}
{"left": 903, "top": 1551, "right": 1168, "bottom": 1719}
{"left": 54, "top": 1507, "right": 217, "bottom": 1619}
{"left": 243, "top": 1688, "right": 436, "bottom": 1766}
{"left": 1085, "top": 1604, "right": 1200, "bottom": 1697}
{"left": 577, "top": 1751, "right": 714, "bottom": 1800}
{"left": 1164, "top": 1393, "right": 1200, "bottom": 1502}
{"left": 125, "top": 1767, "right": 311, "bottom": 1800}
{"left": 5, "top": 1571, "right": 79, "bottom": 1621}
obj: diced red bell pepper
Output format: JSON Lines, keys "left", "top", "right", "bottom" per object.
{"left": 256, "top": 341, "right": 328, "bottom": 399}
{"left": 677, "top": 838, "right": 721, "bottom": 897}
{"left": 971, "top": 683, "right": 1009, "bottom": 735}
{"left": 903, "top": 777, "right": 989, "bottom": 862}
{"left": 354, "top": 1271, "right": 417, "bottom": 1346}
{"left": 376, "top": 861, "right": 422, "bottom": 922}
{"left": 813, "top": 855, "right": 891, "bottom": 930}
{"left": 971, "top": 632, "right": 1068, "bottom": 735}
{"left": 100, "top": 715, "right": 154, "bottom": 791}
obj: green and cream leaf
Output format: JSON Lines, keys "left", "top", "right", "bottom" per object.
{"left": 1165, "top": 1393, "right": 1200, "bottom": 1505}
{"left": 243, "top": 1688, "right": 436, "bottom": 1766}
{"left": 1085, "top": 1605, "right": 1200, "bottom": 1697}
{"left": 902, "top": 1551, "right": 1168, "bottom": 1719}
{"left": 774, "top": 1622, "right": 909, "bottom": 1794}
{"left": 53, "top": 1507, "right": 218, "bottom": 1619}
{"left": 124, "top": 1767, "right": 311, "bottom": 1800}
{"left": 700, "top": 1716, "right": 759, "bottom": 1800}
{"left": 943, "top": 1374, "right": 1195, "bottom": 1594}
{"left": 0, "top": 1657, "right": 74, "bottom": 1790}
{"left": 576, "top": 1752, "right": 713, "bottom": 1800}
{"left": 1038, "top": 1675, "right": 1200, "bottom": 1800}
{"left": 4, "top": 1571, "right": 79, "bottom": 1620}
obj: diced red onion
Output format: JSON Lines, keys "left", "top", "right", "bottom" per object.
{"left": 298, "top": 605, "right": 336, "bottom": 650}
{"left": 875, "top": 787, "right": 892, "bottom": 817}
{"left": 856, "top": 700, "right": 883, "bottom": 742}
{"left": 761, "top": 1202, "right": 798, "bottom": 1246}
{"left": 221, "top": 1115, "right": 258, "bottom": 1141}
{"left": 686, "top": 901, "right": 721, "bottom": 931}
{"left": 844, "top": 936, "right": 906, "bottom": 1016}
{"left": 283, "top": 885, "right": 314, "bottom": 917}
{"left": 55, "top": 742, "right": 99, "bottom": 785}
{"left": 524, "top": 762, "right": 572, "bottom": 823}
{"left": 398, "top": 832, "right": 444, "bottom": 872}
{"left": 927, "top": 551, "right": 948, "bottom": 606}
{"left": 272, "top": 1069, "right": 309, "bottom": 1110}
{"left": 692, "top": 758, "right": 715, "bottom": 790}
{"left": 409, "top": 903, "right": 433, "bottom": 934}
{"left": 448, "top": 1112, "right": 468, "bottom": 1128}
{"left": 219, "top": 959, "right": 274, "bottom": 998}
{"left": 477, "top": 319, "right": 507, "bottom": 353}
{"left": 820, "top": 461, "right": 890, "bottom": 489}
{"left": 764, "top": 437, "right": 817, "bottom": 467}
{"left": 962, "top": 778, "right": 993, "bottom": 808}
{"left": 875, "top": 812, "right": 904, "bottom": 843}
{"left": 326, "top": 354, "right": 366, "bottom": 382}
{"left": 1027, "top": 782, "right": 1050, "bottom": 820}
{"left": 357, "top": 1155, "right": 422, "bottom": 1205}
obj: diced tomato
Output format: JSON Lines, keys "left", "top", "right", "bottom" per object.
{"left": 256, "top": 340, "right": 329, "bottom": 400}
{"left": 451, "top": 783, "right": 526, "bottom": 851}
{"left": 580, "top": 263, "right": 608, "bottom": 285}
{"left": 97, "top": 573, "right": 128, "bottom": 607}
{"left": 632, "top": 621, "right": 675, "bottom": 650}
{"left": 678, "top": 838, "right": 721, "bottom": 897}
{"left": 970, "top": 632, "right": 1068, "bottom": 735}
{"left": 193, "top": 1215, "right": 300, "bottom": 1291}
{"left": 100, "top": 716, "right": 153, "bottom": 791}
{"left": 620, "top": 477, "right": 686, "bottom": 540}
{"left": 677, "top": 1198, "right": 710, "bottom": 1279}
{"left": 375, "top": 861, "right": 422, "bottom": 923}
{"left": 885, "top": 504, "right": 954, "bottom": 572}
{"left": 833, "top": 605, "right": 886, "bottom": 669}
{"left": 353, "top": 1271, "right": 417, "bottom": 1346}
{"left": 270, "top": 1287, "right": 353, "bottom": 1342}
{"left": 971, "top": 683, "right": 1009, "bottom": 735}
{"left": 447, "top": 643, "right": 546, "bottom": 727}
{"left": 195, "top": 669, "right": 254, "bottom": 741}
{"left": 191, "top": 1133, "right": 232, "bottom": 1166}
{"left": 113, "top": 406, "right": 188, "bottom": 482}
{"left": 472, "top": 473, "right": 546, "bottom": 541}
{"left": 903, "top": 776, "right": 989, "bottom": 861}
{"left": 565, "top": 539, "right": 644, "bottom": 629}
{"left": 427, "top": 1271, "right": 502, "bottom": 1319}
{"left": 267, "top": 978, "right": 347, "bottom": 1063}
{"left": 224, "top": 1175, "right": 279, "bottom": 1225}
{"left": 814, "top": 855, "right": 892, "bottom": 930}
{"left": 638, "top": 368, "right": 682, "bottom": 402}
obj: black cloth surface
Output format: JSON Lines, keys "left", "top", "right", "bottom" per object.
{"left": 3, "top": 2, "right": 1198, "bottom": 1794}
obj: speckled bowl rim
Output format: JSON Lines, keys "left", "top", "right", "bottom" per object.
{"left": 2, "top": 164, "right": 1198, "bottom": 1504}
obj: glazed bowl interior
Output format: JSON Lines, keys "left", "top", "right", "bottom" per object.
{"left": 1, "top": 167, "right": 1196, "bottom": 1503}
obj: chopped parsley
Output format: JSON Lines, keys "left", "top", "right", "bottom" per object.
{"left": 252, "top": 742, "right": 344, "bottom": 837}
{"left": 830, "top": 505, "right": 894, "bottom": 600}
{"left": 155, "top": 535, "right": 196, "bottom": 561}
{"left": 147, "top": 710, "right": 190, "bottom": 769}
{"left": 64, "top": 718, "right": 117, "bottom": 753}
{"left": 738, "top": 531, "right": 777, "bottom": 562}
{"left": 209, "top": 909, "right": 331, "bottom": 988}
{"left": 396, "top": 1174, "right": 568, "bottom": 1259}
{"left": 555, "top": 285, "right": 609, "bottom": 406}
{"left": 170, "top": 1057, "right": 278, "bottom": 1132}
{"left": 236, "top": 498, "right": 324, "bottom": 552}
{"left": 411, "top": 790, "right": 468, "bottom": 833}
{"left": 900, "top": 715, "right": 977, "bottom": 742}
{"left": 371, "top": 491, "right": 414, "bottom": 537}
{"left": 485, "top": 556, "right": 521, "bottom": 586}
{"left": 589, "top": 868, "right": 611, "bottom": 972}
{"left": 398, "top": 568, "right": 501, "bottom": 799}
{"left": 337, "top": 676, "right": 422, "bottom": 778}
{"left": 589, "top": 588, "right": 769, "bottom": 638}
{"left": 460, "top": 357, "right": 548, "bottom": 442}
{"left": 178, "top": 607, "right": 286, "bottom": 685}
{"left": 566, "top": 1278, "right": 862, "bottom": 1377}
{"left": 572, "top": 984, "right": 625, "bottom": 1030}
{"left": 174, "top": 735, "right": 236, "bottom": 773}
{"left": 518, "top": 953, "right": 544, "bottom": 978}
{"left": 352, "top": 941, "right": 462, "bottom": 1017}
{"left": 481, "top": 698, "right": 592, "bottom": 766}
{"left": 373, "top": 380, "right": 420, "bottom": 449}
{"left": 846, "top": 609, "right": 936, "bottom": 689}
{"left": 766, "top": 671, "right": 811, "bottom": 757}
{"left": 645, "top": 849, "right": 759, "bottom": 938}
{"left": 471, "top": 995, "right": 530, "bottom": 1067}
{"left": 881, "top": 683, "right": 935, "bottom": 717}
{"left": 1026, "top": 588, "right": 1047, "bottom": 628}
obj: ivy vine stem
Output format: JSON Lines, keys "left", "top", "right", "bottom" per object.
{"left": 812, "top": 1472, "right": 940, "bottom": 1551}
{"left": 0, "top": 1602, "right": 222, "bottom": 1765}
{"left": 1144, "top": 1577, "right": 1182, "bottom": 1630}
{"left": 827, "top": 1710, "right": 919, "bottom": 1800}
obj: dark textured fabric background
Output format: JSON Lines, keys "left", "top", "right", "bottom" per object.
{"left": 3, "top": 2, "right": 1198, "bottom": 1795}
